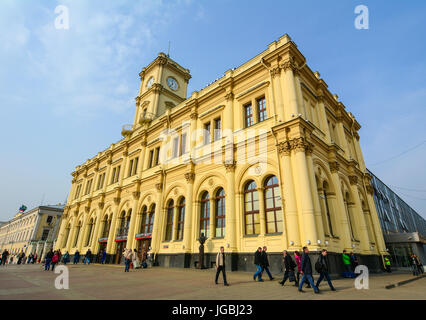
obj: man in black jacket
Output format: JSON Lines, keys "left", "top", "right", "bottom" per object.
{"left": 298, "top": 247, "right": 319, "bottom": 293}
{"left": 279, "top": 250, "right": 297, "bottom": 286}
{"left": 315, "top": 249, "right": 336, "bottom": 291}
{"left": 261, "top": 246, "right": 274, "bottom": 281}
{"left": 253, "top": 247, "right": 263, "bottom": 282}
{"left": 44, "top": 249, "right": 54, "bottom": 271}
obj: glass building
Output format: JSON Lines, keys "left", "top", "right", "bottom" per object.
{"left": 368, "top": 169, "right": 426, "bottom": 268}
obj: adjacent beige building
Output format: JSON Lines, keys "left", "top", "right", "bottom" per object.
{"left": 0, "top": 205, "right": 64, "bottom": 260}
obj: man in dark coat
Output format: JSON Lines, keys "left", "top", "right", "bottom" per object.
{"left": 298, "top": 247, "right": 319, "bottom": 293}
{"left": 253, "top": 247, "right": 263, "bottom": 282}
{"left": 44, "top": 249, "right": 54, "bottom": 271}
{"left": 261, "top": 246, "right": 274, "bottom": 281}
{"left": 279, "top": 250, "right": 297, "bottom": 286}
{"left": 1, "top": 250, "right": 9, "bottom": 265}
{"left": 315, "top": 249, "right": 336, "bottom": 291}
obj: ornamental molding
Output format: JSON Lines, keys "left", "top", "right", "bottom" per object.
{"left": 224, "top": 161, "right": 237, "bottom": 172}
{"left": 132, "top": 191, "right": 141, "bottom": 200}
{"left": 349, "top": 175, "right": 358, "bottom": 185}
{"left": 225, "top": 92, "right": 234, "bottom": 101}
{"left": 155, "top": 183, "right": 163, "bottom": 192}
{"left": 113, "top": 197, "right": 121, "bottom": 205}
{"left": 280, "top": 58, "right": 298, "bottom": 73}
{"left": 366, "top": 185, "right": 374, "bottom": 195}
{"left": 98, "top": 202, "right": 105, "bottom": 209}
{"left": 190, "top": 112, "right": 198, "bottom": 120}
{"left": 151, "top": 83, "right": 163, "bottom": 94}
{"left": 184, "top": 172, "right": 195, "bottom": 182}
{"left": 270, "top": 66, "right": 281, "bottom": 78}
{"left": 277, "top": 140, "right": 292, "bottom": 156}
{"left": 329, "top": 161, "right": 340, "bottom": 173}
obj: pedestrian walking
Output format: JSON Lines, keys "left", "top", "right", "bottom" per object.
{"left": 294, "top": 251, "right": 310, "bottom": 288}
{"left": 44, "top": 249, "right": 54, "bottom": 271}
{"left": 298, "top": 247, "right": 319, "bottom": 294}
{"left": 51, "top": 251, "right": 59, "bottom": 271}
{"left": 253, "top": 247, "right": 264, "bottom": 282}
{"left": 1, "top": 250, "right": 9, "bottom": 266}
{"left": 84, "top": 249, "right": 92, "bottom": 265}
{"left": 73, "top": 250, "right": 80, "bottom": 264}
{"left": 132, "top": 249, "right": 140, "bottom": 269}
{"left": 315, "top": 249, "right": 336, "bottom": 291}
{"left": 215, "top": 246, "right": 229, "bottom": 286}
{"left": 414, "top": 255, "right": 423, "bottom": 275}
{"left": 63, "top": 251, "right": 70, "bottom": 265}
{"left": 350, "top": 252, "right": 359, "bottom": 271}
{"left": 342, "top": 250, "right": 353, "bottom": 277}
{"left": 123, "top": 249, "right": 132, "bottom": 272}
{"left": 384, "top": 256, "right": 391, "bottom": 273}
{"left": 101, "top": 250, "right": 107, "bottom": 264}
{"left": 279, "top": 250, "right": 297, "bottom": 286}
{"left": 32, "top": 252, "right": 37, "bottom": 264}
{"left": 261, "top": 246, "right": 274, "bottom": 281}
{"left": 27, "top": 254, "right": 32, "bottom": 264}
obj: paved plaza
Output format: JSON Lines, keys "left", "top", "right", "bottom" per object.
{"left": 0, "top": 264, "right": 425, "bottom": 300}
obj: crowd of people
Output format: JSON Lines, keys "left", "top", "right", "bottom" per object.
{"left": 213, "top": 246, "right": 424, "bottom": 291}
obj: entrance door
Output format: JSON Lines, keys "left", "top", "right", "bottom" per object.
{"left": 115, "top": 241, "right": 127, "bottom": 264}
{"left": 137, "top": 238, "right": 152, "bottom": 262}
{"left": 97, "top": 243, "right": 107, "bottom": 263}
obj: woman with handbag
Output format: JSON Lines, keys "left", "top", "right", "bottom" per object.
{"left": 279, "top": 250, "right": 297, "bottom": 286}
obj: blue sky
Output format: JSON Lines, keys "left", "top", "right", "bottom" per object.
{"left": 0, "top": 0, "right": 425, "bottom": 221}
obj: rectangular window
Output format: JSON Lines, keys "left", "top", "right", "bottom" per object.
{"left": 181, "top": 133, "right": 187, "bottom": 155}
{"left": 172, "top": 137, "right": 179, "bottom": 158}
{"left": 154, "top": 147, "right": 160, "bottom": 166}
{"left": 115, "top": 166, "right": 121, "bottom": 183}
{"left": 244, "top": 104, "right": 253, "bottom": 128}
{"left": 204, "top": 122, "right": 211, "bottom": 145}
{"left": 148, "top": 150, "right": 154, "bottom": 168}
{"left": 257, "top": 97, "right": 267, "bottom": 122}
{"left": 111, "top": 168, "right": 116, "bottom": 184}
{"left": 133, "top": 157, "right": 138, "bottom": 175}
{"left": 128, "top": 159, "right": 134, "bottom": 177}
{"left": 41, "top": 229, "right": 49, "bottom": 241}
{"left": 214, "top": 118, "right": 221, "bottom": 141}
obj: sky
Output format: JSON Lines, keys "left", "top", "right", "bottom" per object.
{"left": 0, "top": 0, "right": 425, "bottom": 221}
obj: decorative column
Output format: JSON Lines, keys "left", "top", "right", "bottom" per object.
{"left": 336, "top": 111, "right": 350, "bottom": 157}
{"left": 119, "top": 148, "right": 129, "bottom": 185}
{"left": 55, "top": 209, "right": 68, "bottom": 250}
{"left": 103, "top": 153, "right": 113, "bottom": 192}
{"left": 349, "top": 176, "right": 370, "bottom": 253}
{"left": 291, "top": 138, "right": 319, "bottom": 249}
{"left": 277, "top": 141, "right": 300, "bottom": 249}
{"left": 138, "top": 132, "right": 148, "bottom": 176}
{"left": 66, "top": 210, "right": 79, "bottom": 252}
{"left": 257, "top": 187, "right": 266, "bottom": 237}
{"left": 91, "top": 206, "right": 103, "bottom": 253}
{"left": 306, "top": 146, "right": 325, "bottom": 246}
{"left": 182, "top": 172, "right": 195, "bottom": 255}
{"left": 329, "top": 161, "right": 352, "bottom": 250}
{"left": 151, "top": 182, "right": 164, "bottom": 255}
{"left": 364, "top": 174, "right": 387, "bottom": 255}
{"left": 317, "top": 92, "right": 331, "bottom": 144}
{"left": 127, "top": 191, "right": 140, "bottom": 250}
{"left": 224, "top": 162, "right": 237, "bottom": 251}
{"left": 106, "top": 196, "right": 121, "bottom": 254}
{"left": 280, "top": 58, "right": 300, "bottom": 121}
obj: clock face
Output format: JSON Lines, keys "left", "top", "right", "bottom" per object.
{"left": 147, "top": 77, "right": 154, "bottom": 88}
{"left": 167, "top": 77, "right": 178, "bottom": 91}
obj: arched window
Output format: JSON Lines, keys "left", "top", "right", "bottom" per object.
{"left": 177, "top": 198, "right": 185, "bottom": 240}
{"left": 148, "top": 204, "right": 155, "bottom": 234}
{"left": 140, "top": 206, "right": 148, "bottom": 234}
{"left": 322, "top": 181, "right": 334, "bottom": 237}
{"left": 165, "top": 200, "right": 174, "bottom": 241}
{"left": 244, "top": 181, "right": 259, "bottom": 235}
{"left": 73, "top": 221, "right": 81, "bottom": 247}
{"left": 102, "top": 215, "right": 111, "bottom": 238}
{"left": 264, "top": 176, "right": 283, "bottom": 233}
{"left": 200, "top": 192, "right": 210, "bottom": 237}
{"left": 215, "top": 188, "right": 225, "bottom": 237}
{"left": 85, "top": 218, "right": 94, "bottom": 246}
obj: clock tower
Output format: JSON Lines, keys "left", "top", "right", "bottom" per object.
{"left": 133, "top": 52, "right": 191, "bottom": 129}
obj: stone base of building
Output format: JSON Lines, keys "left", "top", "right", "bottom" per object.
{"left": 155, "top": 251, "right": 384, "bottom": 276}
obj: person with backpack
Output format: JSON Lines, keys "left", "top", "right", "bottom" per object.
{"left": 44, "top": 249, "right": 54, "bottom": 271}
{"left": 342, "top": 250, "right": 352, "bottom": 277}
{"left": 279, "top": 250, "right": 297, "bottom": 286}
{"left": 315, "top": 249, "right": 336, "bottom": 291}
{"left": 253, "top": 247, "right": 264, "bottom": 282}
{"left": 298, "top": 247, "right": 319, "bottom": 294}
{"left": 51, "top": 251, "right": 59, "bottom": 271}
{"left": 63, "top": 251, "right": 70, "bottom": 265}
{"left": 85, "top": 249, "right": 92, "bottom": 265}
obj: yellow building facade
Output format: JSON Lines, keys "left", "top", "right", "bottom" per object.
{"left": 0, "top": 205, "right": 64, "bottom": 261}
{"left": 55, "top": 34, "right": 387, "bottom": 272}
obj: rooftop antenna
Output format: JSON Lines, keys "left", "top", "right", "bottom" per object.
{"left": 167, "top": 41, "right": 171, "bottom": 58}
